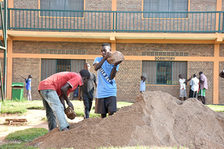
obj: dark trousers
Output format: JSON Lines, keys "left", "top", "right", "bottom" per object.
{"left": 83, "top": 97, "right": 93, "bottom": 119}
{"left": 189, "top": 89, "right": 197, "bottom": 98}
{"left": 197, "top": 96, "right": 206, "bottom": 104}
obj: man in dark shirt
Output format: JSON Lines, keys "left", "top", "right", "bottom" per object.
{"left": 79, "top": 63, "right": 97, "bottom": 119}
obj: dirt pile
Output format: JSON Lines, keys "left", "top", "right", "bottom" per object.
{"left": 29, "top": 91, "right": 224, "bottom": 149}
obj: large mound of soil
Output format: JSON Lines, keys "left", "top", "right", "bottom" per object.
{"left": 29, "top": 91, "right": 224, "bottom": 149}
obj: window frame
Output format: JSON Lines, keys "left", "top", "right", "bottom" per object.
{"left": 38, "top": 0, "right": 85, "bottom": 18}
{"left": 156, "top": 61, "right": 173, "bottom": 85}
{"left": 142, "top": 61, "right": 187, "bottom": 85}
{"left": 141, "top": 0, "right": 190, "bottom": 19}
{"left": 41, "top": 59, "right": 85, "bottom": 80}
{"left": 56, "top": 59, "right": 71, "bottom": 72}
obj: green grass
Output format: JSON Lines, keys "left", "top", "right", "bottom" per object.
{"left": 0, "top": 100, "right": 43, "bottom": 114}
{"left": 5, "top": 128, "right": 48, "bottom": 142}
{"left": 0, "top": 99, "right": 133, "bottom": 118}
{"left": 0, "top": 128, "right": 47, "bottom": 149}
{"left": 0, "top": 143, "right": 38, "bottom": 149}
{"left": 207, "top": 104, "right": 224, "bottom": 112}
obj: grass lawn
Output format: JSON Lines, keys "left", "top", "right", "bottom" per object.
{"left": 0, "top": 99, "right": 133, "bottom": 118}
{"left": 5, "top": 128, "right": 48, "bottom": 142}
{"left": 0, "top": 100, "right": 44, "bottom": 114}
{"left": 0, "top": 143, "right": 38, "bottom": 149}
{"left": 206, "top": 104, "right": 224, "bottom": 112}
{"left": 1, "top": 128, "right": 47, "bottom": 149}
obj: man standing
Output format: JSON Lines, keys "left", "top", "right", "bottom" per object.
{"left": 189, "top": 74, "right": 199, "bottom": 98}
{"left": 38, "top": 70, "right": 90, "bottom": 131}
{"left": 79, "top": 63, "right": 97, "bottom": 119}
{"left": 199, "top": 72, "right": 208, "bottom": 104}
{"left": 93, "top": 43, "right": 122, "bottom": 118}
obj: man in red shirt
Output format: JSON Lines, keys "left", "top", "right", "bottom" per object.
{"left": 38, "top": 70, "right": 90, "bottom": 131}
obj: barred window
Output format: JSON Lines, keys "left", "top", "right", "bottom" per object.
{"left": 40, "top": 0, "right": 84, "bottom": 17}
{"left": 41, "top": 59, "right": 85, "bottom": 80}
{"left": 143, "top": 0, "right": 188, "bottom": 18}
{"left": 56, "top": 59, "right": 71, "bottom": 72}
{"left": 142, "top": 61, "right": 187, "bottom": 85}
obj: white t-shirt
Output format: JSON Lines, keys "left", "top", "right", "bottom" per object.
{"left": 190, "top": 77, "right": 199, "bottom": 92}
{"left": 179, "top": 78, "right": 186, "bottom": 90}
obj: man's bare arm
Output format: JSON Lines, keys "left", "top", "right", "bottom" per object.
{"left": 61, "top": 83, "right": 74, "bottom": 109}
{"left": 110, "top": 61, "right": 122, "bottom": 80}
{"left": 94, "top": 57, "right": 107, "bottom": 71}
{"left": 94, "top": 52, "right": 111, "bottom": 71}
{"left": 59, "top": 96, "right": 66, "bottom": 110}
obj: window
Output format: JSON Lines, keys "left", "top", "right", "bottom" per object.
{"left": 40, "top": 0, "right": 84, "bottom": 17}
{"left": 57, "top": 59, "right": 71, "bottom": 72}
{"left": 142, "top": 61, "right": 187, "bottom": 85}
{"left": 156, "top": 62, "right": 172, "bottom": 84}
{"left": 143, "top": 0, "right": 188, "bottom": 18}
{"left": 41, "top": 59, "right": 85, "bottom": 80}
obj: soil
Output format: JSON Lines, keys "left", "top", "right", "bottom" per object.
{"left": 28, "top": 91, "right": 224, "bottom": 149}
{"left": 0, "top": 109, "right": 83, "bottom": 145}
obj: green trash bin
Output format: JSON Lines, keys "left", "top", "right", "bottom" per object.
{"left": 12, "top": 82, "right": 24, "bottom": 100}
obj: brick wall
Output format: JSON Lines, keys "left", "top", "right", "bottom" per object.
{"left": 86, "top": 0, "right": 112, "bottom": 11}
{"left": 87, "top": 59, "right": 141, "bottom": 102}
{"left": 14, "top": 0, "right": 112, "bottom": 10}
{"left": 116, "top": 0, "right": 217, "bottom": 11}
{"left": 14, "top": 0, "right": 38, "bottom": 9}
{"left": 115, "top": 0, "right": 217, "bottom": 32}
{"left": 188, "top": 61, "right": 213, "bottom": 104}
{"left": 12, "top": 58, "right": 41, "bottom": 100}
{"left": 117, "top": 0, "right": 142, "bottom": 11}
{"left": 116, "top": 60, "right": 141, "bottom": 102}
{"left": 220, "top": 44, "right": 224, "bottom": 57}
{"left": 117, "top": 43, "right": 214, "bottom": 103}
{"left": 13, "top": 41, "right": 101, "bottom": 55}
{"left": 12, "top": 0, "right": 217, "bottom": 32}
{"left": 190, "top": 0, "right": 216, "bottom": 11}
{"left": 14, "top": 0, "right": 217, "bottom": 11}
{"left": 223, "top": 0, "right": 224, "bottom": 11}
{"left": 117, "top": 43, "right": 214, "bottom": 56}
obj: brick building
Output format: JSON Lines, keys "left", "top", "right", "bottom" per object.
{"left": 2, "top": 0, "right": 224, "bottom": 103}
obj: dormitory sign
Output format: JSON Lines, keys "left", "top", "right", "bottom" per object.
{"left": 155, "top": 56, "right": 175, "bottom": 61}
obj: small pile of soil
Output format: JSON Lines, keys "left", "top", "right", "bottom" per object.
{"left": 28, "top": 91, "right": 224, "bottom": 149}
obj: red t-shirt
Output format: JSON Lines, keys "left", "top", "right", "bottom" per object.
{"left": 38, "top": 72, "right": 82, "bottom": 96}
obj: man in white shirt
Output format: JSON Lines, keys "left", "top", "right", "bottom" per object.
{"left": 189, "top": 74, "right": 199, "bottom": 98}
{"left": 179, "top": 74, "right": 187, "bottom": 101}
